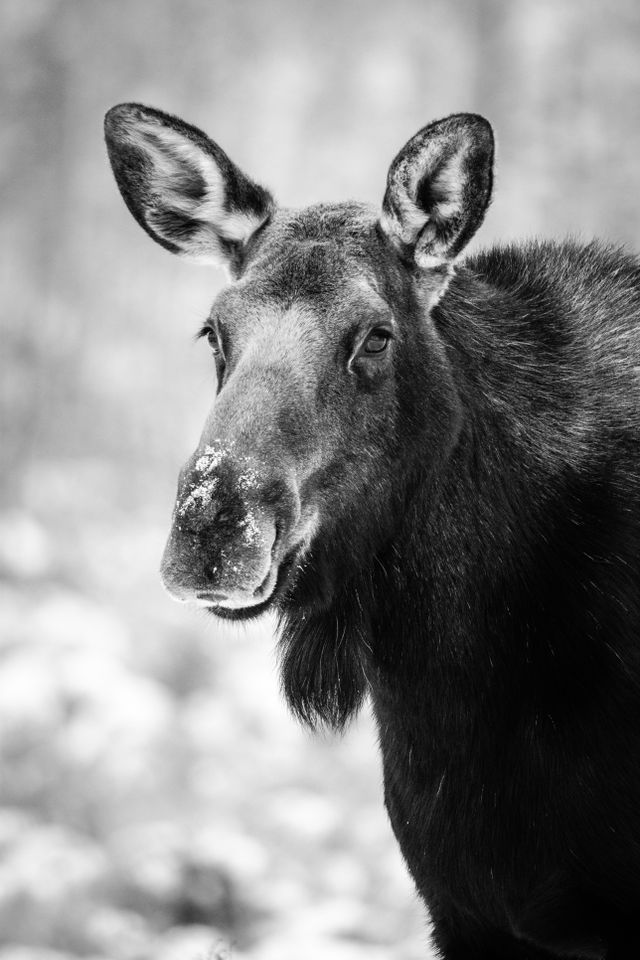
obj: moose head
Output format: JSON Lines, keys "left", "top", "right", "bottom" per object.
{"left": 105, "top": 103, "right": 493, "bottom": 725}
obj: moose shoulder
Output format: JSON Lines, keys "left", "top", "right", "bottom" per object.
{"left": 105, "top": 104, "right": 640, "bottom": 959}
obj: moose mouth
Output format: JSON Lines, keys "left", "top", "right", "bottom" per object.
{"left": 198, "top": 544, "right": 302, "bottom": 621}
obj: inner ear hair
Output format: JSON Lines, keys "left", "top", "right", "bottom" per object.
{"left": 104, "top": 103, "right": 274, "bottom": 266}
{"left": 127, "top": 117, "right": 269, "bottom": 245}
{"left": 380, "top": 114, "right": 494, "bottom": 270}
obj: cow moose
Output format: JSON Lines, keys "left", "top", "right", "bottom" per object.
{"left": 104, "top": 103, "right": 640, "bottom": 959}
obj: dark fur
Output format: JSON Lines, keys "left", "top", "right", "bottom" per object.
{"left": 277, "top": 239, "right": 640, "bottom": 959}
{"left": 105, "top": 107, "right": 640, "bottom": 959}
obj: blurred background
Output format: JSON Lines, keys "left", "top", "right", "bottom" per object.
{"left": 2, "top": 1, "right": 640, "bottom": 958}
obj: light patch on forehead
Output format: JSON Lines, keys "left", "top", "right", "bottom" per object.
{"left": 343, "top": 278, "right": 392, "bottom": 313}
{"left": 217, "top": 299, "right": 324, "bottom": 384}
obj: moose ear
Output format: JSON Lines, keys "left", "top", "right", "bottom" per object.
{"left": 379, "top": 113, "right": 494, "bottom": 270}
{"left": 104, "top": 103, "right": 274, "bottom": 268}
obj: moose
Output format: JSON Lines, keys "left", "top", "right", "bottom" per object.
{"left": 105, "top": 103, "right": 640, "bottom": 959}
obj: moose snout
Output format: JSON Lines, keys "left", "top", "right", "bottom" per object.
{"left": 160, "top": 444, "right": 301, "bottom": 613}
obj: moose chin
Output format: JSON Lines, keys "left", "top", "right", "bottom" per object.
{"left": 105, "top": 103, "right": 640, "bottom": 960}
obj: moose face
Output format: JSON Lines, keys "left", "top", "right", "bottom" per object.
{"left": 160, "top": 209, "right": 440, "bottom": 620}
{"left": 104, "top": 105, "right": 493, "bottom": 620}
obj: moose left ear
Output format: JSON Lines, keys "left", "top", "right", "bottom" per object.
{"left": 104, "top": 103, "right": 274, "bottom": 270}
{"left": 379, "top": 113, "right": 494, "bottom": 270}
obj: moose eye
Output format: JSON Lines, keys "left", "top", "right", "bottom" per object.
{"left": 206, "top": 328, "right": 222, "bottom": 357}
{"left": 360, "top": 328, "right": 392, "bottom": 357}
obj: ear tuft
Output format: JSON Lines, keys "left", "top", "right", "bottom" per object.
{"left": 104, "top": 103, "right": 274, "bottom": 268}
{"left": 380, "top": 113, "right": 494, "bottom": 270}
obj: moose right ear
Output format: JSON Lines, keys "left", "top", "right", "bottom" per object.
{"left": 104, "top": 103, "right": 274, "bottom": 269}
{"left": 379, "top": 113, "right": 494, "bottom": 271}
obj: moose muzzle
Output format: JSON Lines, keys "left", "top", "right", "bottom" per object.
{"left": 160, "top": 441, "right": 301, "bottom": 612}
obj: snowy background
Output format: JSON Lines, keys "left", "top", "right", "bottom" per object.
{"left": 3, "top": 1, "right": 640, "bottom": 957}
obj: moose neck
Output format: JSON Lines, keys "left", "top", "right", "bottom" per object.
{"left": 367, "top": 253, "right": 612, "bottom": 758}
{"left": 280, "top": 247, "right": 610, "bottom": 743}
{"left": 369, "top": 423, "right": 536, "bottom": 723}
